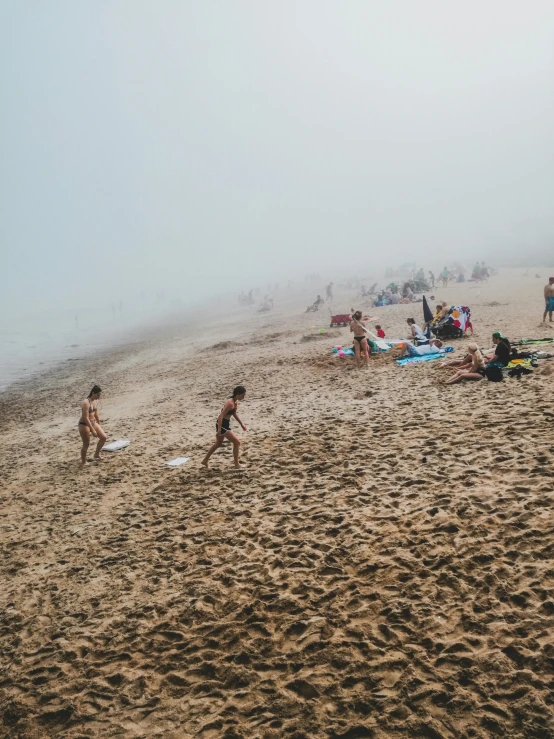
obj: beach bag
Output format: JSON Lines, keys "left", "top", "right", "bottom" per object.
{"left": 485, "top": 362, "right": 503, "bottom": 382}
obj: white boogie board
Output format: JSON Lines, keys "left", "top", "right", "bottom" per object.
{"left": 103, "top": 440, "right": 131, "bottom": 452}
{"left": 166, "top": 457, "right": 190, "bottom": 467}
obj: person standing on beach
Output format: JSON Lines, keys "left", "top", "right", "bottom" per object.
{"left": 202, "top": 386, "right": 247, "bottom": 469}
{"left": 78, "top": 385, "right": 106, "bottom": 465}
{"left": 350, "top": 311, "right": 371, "bottom": 368}
{"left": 440, "top": 267, "right": 449, "bottom": 288}
{"left": 543, "top": 277, "right": 554, "bottom": 322}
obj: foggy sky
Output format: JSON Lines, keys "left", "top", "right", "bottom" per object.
{"left": 2, "top": 0, "right": 554, "bottom": 315}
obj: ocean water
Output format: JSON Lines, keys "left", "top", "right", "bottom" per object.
{"left": 0, "top": 303, "right": 176, "bottom": 393}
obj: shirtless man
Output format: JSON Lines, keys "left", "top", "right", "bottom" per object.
{"left": 543, "top": 277, "right": 554, "bottom": 323}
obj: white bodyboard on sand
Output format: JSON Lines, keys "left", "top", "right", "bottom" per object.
{"left": 103, "top": 440, "right": 131, "bottom": 452}
{"left": 166, "top": 457, "right": 190, "bottom": 467}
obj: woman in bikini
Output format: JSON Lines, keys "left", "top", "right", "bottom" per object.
{"left": 444, "top": 344, "right": 486, "bottom": 384}
{"left": 202, "top": 386, "right": 247, "bottom": 469}
{"left": 350, "top": 311, "right": 371, "bottom": 368}
{"left": 78, "top": 385, "right": 107, "bottom": 465}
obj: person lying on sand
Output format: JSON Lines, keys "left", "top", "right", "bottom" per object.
{"left": 78, "top": 385, "right": 106, "bottom": 465}
{"left": 202, "top": 386, "right": 247, "bottom": 469}
{"left": 398, "top": 339, "right": 443, "bottom": 358}
{"left": 350, "top": 311, "right": 371, "bottom": 368}
{"left": 444, "top": 344, "right": 485, "bottom": 384}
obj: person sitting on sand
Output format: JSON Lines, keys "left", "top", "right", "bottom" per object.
{"left": 306, "top": 295, "right": 324, "bottom": 312}
{"left": 431, "top": 304, "right": 443, "bottom": 325}
{"left": 439, "top": 301, "right": 450, "bottom": 319}
{"left": 78, "top": 385, "right": 106, "bottom": 465}
{"left": 202, "top": 386, "right": 247, "bottom": 469}
{"left": 543, "top": 277, "right": 554, "bottom": 323}
{"left": 444, "top": 344, "right": 486, "bottom": 384}
{"left": 350, "top": 311, "right": 371, "bottom": 367}
{"left": 398, "top": 281, "right": 415, "bottom": 303}
{"left": 398, "top": 338, "right": 443, "bottom": 358}
{"left": 406, "top": 318, "right": 428, "bottom": 345}
{"left": 488, "top": 332, "right": 511, "bottom": 366}
{"left": 375, "top": 324, "right": 385, "bottom": 339}
{"left": 438, "top": 351, "right": 472, "bottom": 369}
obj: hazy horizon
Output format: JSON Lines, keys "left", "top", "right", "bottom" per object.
{"left": 2, "top": 0, "right": 554, "bottom": 317}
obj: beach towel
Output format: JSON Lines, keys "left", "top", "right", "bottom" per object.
{"left": 396, "top": 347, "right": 454, "bottom": 365}
{"left": 434, "top": 306, "right": 472, "bottom": 339}
{"left": 512, "top": 338, "right": 554, "bottom": 347}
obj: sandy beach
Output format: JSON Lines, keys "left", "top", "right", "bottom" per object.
{"left": 1, "top": 268, "right": 554, "bottom": 738}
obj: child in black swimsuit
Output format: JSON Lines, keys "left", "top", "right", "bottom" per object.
{"left": 202, "top": 386, "right": 247, "bottom": 469}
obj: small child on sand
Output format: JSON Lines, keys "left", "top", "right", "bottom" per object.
{"left": 375, "top": 324, "right": 385, "bottom": 339}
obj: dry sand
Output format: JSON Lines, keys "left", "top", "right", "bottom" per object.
{"left": 1, "top": 269, "right": 554, "bottom": 738}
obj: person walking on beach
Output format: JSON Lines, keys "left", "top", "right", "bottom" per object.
{"left": 78, "top": 385, "right": 106, "bottom": 465}
{"left": 543, "top": 277, "right": 554, "bottom": 323}
{"left": 202, "top": 386, "right": 247, "bottom": 469}
{"left": 440, "top": 266, "right": 449, "bottom": 288}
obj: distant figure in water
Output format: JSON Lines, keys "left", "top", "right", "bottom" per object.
{"left": 543, "top": 277, "right": 554, "bottom": 323}
{"left": 78, "top": 385, "right": 106, "bottom": 465}
{"left": 202, "top": 386, "right": 247, "bottom": 469}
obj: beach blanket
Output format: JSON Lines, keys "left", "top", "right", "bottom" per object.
{"left": 512, "top": 338, "right": 554, "bottom": 347}
{"left": 396, "top": 347, "right": 454, "bottom": 365}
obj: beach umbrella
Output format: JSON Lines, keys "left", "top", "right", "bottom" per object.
{"left": 422, "top": 295, "right": 434, "bottom": 324}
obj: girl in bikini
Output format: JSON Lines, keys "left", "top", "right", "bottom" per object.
{"left": 444, "top": 344, "right": 486, "bottom": 384}
{"left": 78, "top": 385, "right": 107, "bottom": 465}
{"left": 202, "top": 386, "right": 247, "bottom": 469}
{"left": 350, "top": 311, "right": 371, "bottom": 368}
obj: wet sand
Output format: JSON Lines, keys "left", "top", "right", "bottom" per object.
{"left": 1, "top": 269, "right": 554, "bottom": 738}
